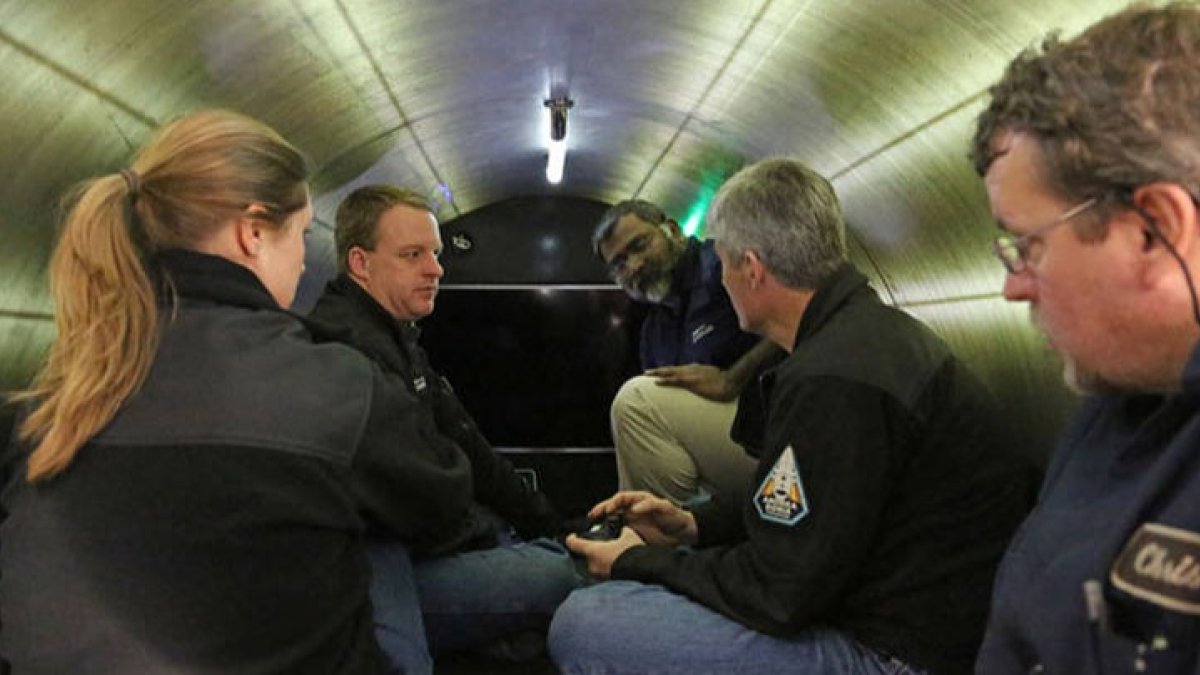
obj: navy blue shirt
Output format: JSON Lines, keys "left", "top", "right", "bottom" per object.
{"left": 639, "top": 238, "right": 758, "bottom": 370}
{"left": 976, "top": 347, "right": 1200, "bottom": 674}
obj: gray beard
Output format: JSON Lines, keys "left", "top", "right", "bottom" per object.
{"left": 641, "top": 276, "right": 673, "bottom": 304}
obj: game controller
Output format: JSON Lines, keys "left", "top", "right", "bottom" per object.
{"left": 576, "top": 514, "right": 625, "bottom": 541}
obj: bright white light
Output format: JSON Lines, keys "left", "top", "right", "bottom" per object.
{"left": 546, "top": 138, "right": 566, "bottom": 184}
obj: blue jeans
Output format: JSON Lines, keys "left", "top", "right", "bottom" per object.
{"left": 548, "top": 581, "right": 926, "bottom": 675}
{"left": 366, "top": 538, "right": 580, "bottom": 674}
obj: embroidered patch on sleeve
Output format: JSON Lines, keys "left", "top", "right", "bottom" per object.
{"left": 753, "top": 445, "right": 810, "bottom": 525}
{"left": 1110, "top": 522, "right": 1200, "bottom": 615}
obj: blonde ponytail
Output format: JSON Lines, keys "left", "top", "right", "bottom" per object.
{"left": 16, "top": 109, "right": 309, "bottom": 482}
{"left": 17, "top": 175, "right": 159, "bottom": 481}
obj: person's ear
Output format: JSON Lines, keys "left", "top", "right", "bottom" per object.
{"left": 234, "top": 204, "right": 271, "bottom": 258}
{"left": 1133, "top": 183, "right": 1197, "bottom": 251}
{"left": 660, "top": 219, "right": 683, "bottom": 240}
{"left": 1130, "top": 183, "right": 1200, "bottom": 289}
{"left": 744, "top": 249, "right": 766, "bottom": 289}
{"left": 347, "top": 246, "right": 371, "bottom": 280}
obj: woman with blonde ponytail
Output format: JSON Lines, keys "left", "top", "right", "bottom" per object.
{"left": 1, "top": 110, "right": 449, "bottom": 673}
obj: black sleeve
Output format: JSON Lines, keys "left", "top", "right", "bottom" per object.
{"left": 730, "top": 348, "right": 788, "bottom": 458}
{"left": 612, "top": 378, "right": 911, "bottom": 635}
{"left": 690, "top": 491, "right": 748, "bottom": 547}
{"left": 348, "top": 368, "right": 481, "bottom": 554}
{"left": 430, "top": 376, "right": 562, "bottom": 539}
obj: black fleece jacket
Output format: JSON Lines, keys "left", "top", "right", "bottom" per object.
{"left": 1, "top": 250, "right": 449, "bottom": 674}
{"left": 308, "top": 274, "right": 562, "bottom": 552}
{"left": 612, "top": 264, "right": 1036, "bottom": 675}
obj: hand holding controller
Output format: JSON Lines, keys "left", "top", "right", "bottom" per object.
{"left": 576, "top": 514, "right": 625, "bottom": 541}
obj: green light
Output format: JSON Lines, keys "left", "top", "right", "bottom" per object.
{"left": 680, "top": 179, "right": 720, "bottom": 238}
{"left": 678, "top": 151, "right": 745, "bottom": 238}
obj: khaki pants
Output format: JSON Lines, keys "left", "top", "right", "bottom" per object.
{"left": 610, "top": 375, "right": 757, "bottom": 505}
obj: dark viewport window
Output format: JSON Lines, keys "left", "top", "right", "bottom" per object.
{"left": 419, "top": 287, "right": 644, "bottom": 449}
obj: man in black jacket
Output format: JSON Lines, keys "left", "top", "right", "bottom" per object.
{"left": 550, "top": 159, "right": 1035, "bottom": 674}
{"left": 309, "top": 185, "right": 578, "bottom": 672}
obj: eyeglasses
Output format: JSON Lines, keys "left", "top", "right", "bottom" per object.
{"left": 992, "top": 198, "right": 1098, "bottom": 274}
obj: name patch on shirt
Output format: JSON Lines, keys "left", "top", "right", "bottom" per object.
{"left": 691, "top": 323, "right": 715, "bottom": 344}
{"left": 1111, "top": 522, "right": 1200, "bottom": 615}
{"left": 753, "top": 446, "right": 810, "bottom": 526}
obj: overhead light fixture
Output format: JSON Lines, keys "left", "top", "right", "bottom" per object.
{"left": 546, "top": 139, "right": 566, "bottom": 185}
{"left": 544, "top": 96, "right": 574, "bottom": 184}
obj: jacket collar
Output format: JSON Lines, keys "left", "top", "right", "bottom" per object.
{"left": 791, "top": 262, "right": 870, "bottom": 350}
{"left": 155, "top": 249, "right": 279, "bottom": 312}
{"left": 326, "top": 273, "right": 422, "bottom": 343}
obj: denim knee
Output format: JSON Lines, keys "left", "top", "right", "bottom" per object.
{"left": 512, "top": 539, "right": 583, "bottom": 613}
{"left": 547, "top": 588, "right": 598, "bottom": 669}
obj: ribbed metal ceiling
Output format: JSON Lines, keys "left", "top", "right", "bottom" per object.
{"left": 0, "top": 0, "right": 1135, "bottom": 450}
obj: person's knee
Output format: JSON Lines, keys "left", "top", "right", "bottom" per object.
{"left": 609, "top": 376, "right": 682, "bottom": 456}
{"left": 547, "top": 589, "right": 602, "bottom": 665}
{"left": 610, "top": 375, "right": 659, "bottom": 428}
{"left": 364, "top": 542, "right": 431, "bottom": 673}
{"left": 609, "top": 376, "right": 704, "bottom": 502}
{"left": 550, "top": 582, "right": 672, "bottom": 673}
{"left": 522, "top": 541, "right": 584, "bottom": 610}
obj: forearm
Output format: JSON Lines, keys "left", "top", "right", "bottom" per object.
{"left": 723, "top": 340, "right": 784, "bottom": 393}
{"left": 610, "top": 541, "right": 836, "bottom": 636}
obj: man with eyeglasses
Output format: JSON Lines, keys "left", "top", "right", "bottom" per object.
{"left": 971, "top": 5, "right": 1200, "bottom": 672}
{"left": 592, "top": 200, "right": 780, "bottom": 505}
